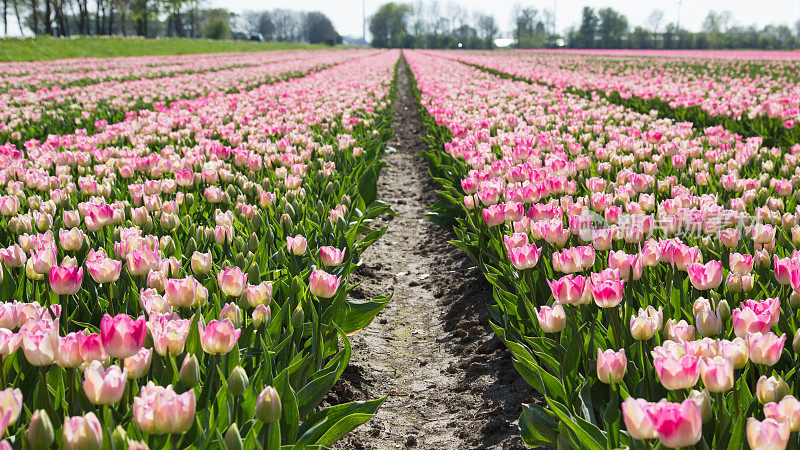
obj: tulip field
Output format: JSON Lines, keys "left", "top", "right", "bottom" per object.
{"left": 2, "top": 45, "right": 800, "bottom": 449}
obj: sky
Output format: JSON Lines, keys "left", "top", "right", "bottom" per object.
{"left": 215, "top": 0, "right": 800, "bottom": 39}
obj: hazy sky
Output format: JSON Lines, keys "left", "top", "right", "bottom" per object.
{"left": 215, "top": 0, "right": 800, "bottom": 38}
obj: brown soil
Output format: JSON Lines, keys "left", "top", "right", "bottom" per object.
{"left": 326, "top": 55, "right": 537, "bottom": 449}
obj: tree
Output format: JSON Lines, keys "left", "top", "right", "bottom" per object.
{"left": 369, "top": 2, "right": 410, "bottom": 48}
{"left": 475, "top": 12, "right": 496, "bottom": 48}
{"left": 576, "top": 6, "right": 597, "bottom": 48}
{"left": 302, "top": 11, "right": 338, "bottom": 45}
{"left": 201, "top": 7, "right": 229, "bottom": 39}
{"left": 597, "top": 7, "right": 627, "bottom": 48}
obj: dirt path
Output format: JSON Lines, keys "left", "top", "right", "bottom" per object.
{"left": 326, "top": 55, "right": 534, "bottom": 449}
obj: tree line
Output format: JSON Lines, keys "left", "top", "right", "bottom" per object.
{"left": 0, "top": 0, "right": 340, "bottom": 44}
{"left": 369, "top": 2, "right": 800, "bottom": 50}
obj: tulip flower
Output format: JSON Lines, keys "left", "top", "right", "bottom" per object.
{"left": 747, "top": 332, "right": 786, "bottom": 366}
{"left": 590, "top": 278, "right": 625, "bottom": 308}
{"left": 99, "top": 314, "right": 146, "bottom": 359}
{"left": 82, "top": 360, "right": 126, "bottom": 405}
{"left": 79, "top": 332, "right": 109, "bottom": 364}
{"left": 732, "top": 307, "right": 772, "bottom": 338}
{"left": 198, "top": 319, "right": 241, "bottom": 355}
{"left": 190, "top": 251, "right": 212, "bottom": 275}
{"left": 747, "top": 418, "right": 789, "bottom": 450}
{"left": 56, "top": 332, "right": 85, "bottom": 368}
{"left": 256, "top": 386, "right": 282, "bottom": 423}
{"left": 286, "top": 235, "right": 307, "bottom": 255}
{"left": 764, "top": 395, "right": 800, "bottom": 432}
{"left": 48, "top": 265, "right": 83, "bottom": 295}
{"left": 319, "top": 246, "right": 345, "bottom": 267}
{"left": 729, "top": 252, "right": 754, "bottom": 275}
{"left": 21, "top": 323, "right": 58, "bottom": 366}
{"left": 149, "top": 315, "right": 191, "bottom": 357}
{"left": 757, "top": 376, "right": 791, "bottom": 405}
{"left": 85, "top": 252, "right": 122, "bottom": 284}
{"left": 686, "top": 261, "right": 723, "bottom": 290}
{"left": 217, "top": 267, "right": 247, "bottom": 297}
{"left": 622, "top": 398, "right": 658, "bottom": 439}
{"left": 535, "top": 302, "right": 566, "bottom": 333}
{"left": 508, "top": 244, "right": 541, "bottom": 270}
{"left": 547, "top": 274, "right": 590, "bottom": 305}
{"left": 165, "top": 276, "right": 199, "bottom": 308}
{"left": 647, "top": 400, "right": 703, "bottom": 448}
{"left": 654, "top": 355, "right": 699, "bottom": 390}
{"left": 246, "top": 281, "right": 273, "bottom": 307}
{"left": 0, "top": 389, "right": 22, "bottom": 426}
{"left": 596, "top": 348, "right": 626, "bottom": 384}
{"left": 133, "top": 383, "right": 195, "bottom": 434}
{"left": 124, "top": 347, "right": 153, "bottom": 379}
{"left": 698, "top": 356, "right": 733, "bottom": 392}
{"left": 63, "top": 412, "right": 103, "bottom": 450}
{"left": 309, "top": 269, "right": 340, "bottom": 298}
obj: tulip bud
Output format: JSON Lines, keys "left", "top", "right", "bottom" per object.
{"left": 180, "top": 354, "right": 200, "bottom": 388}
{"left": 111, "top": 426, "right": 127, "bottom": 449}
{"left": 247, "top": 262, "right": 260, "bottom": 285}
{"left": 28, "top": 409, "right": 55, "bottom": 450}
{"left": 256, "top": 386, "right": 282, "bottom": 423}
{"left": 791, "top": 291, "right": 800, "bottom": 309}
{"left": 224, "top": 424, "right": 243, "bottom": 450}
{"left": 696, "top": 310, "right": 721, "bottom": 337}
{"left": 793, "top": 330, "right": 800, "bottom": 355}
{"left": 228, "top": 366, "right": 249, "bottom": 397}
{"left": 716, "top": 300, "right": 731, "bottom": 323}
{"left": 689, "top": 389, "right": 712, "bottom": 422}
{"left": 291, "top": 305, "right": 304, "bottom": 330}
{"left": 757, "top": 376, "right": 791, "bottom": 404}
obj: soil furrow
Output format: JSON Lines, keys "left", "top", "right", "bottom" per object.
{"left": 327, "top": 54, "right": 534, "bottom": 449}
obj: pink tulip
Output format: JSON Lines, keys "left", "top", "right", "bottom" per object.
{"left": 198, "top": 319, "right": 241, "bottom": 355}
{"left": 764, "top": 395, "right": 800, "bottom": 432}
{"left": 0, "top": 388, "right": 22, "bottom": 426}
{"left": 747, "top": 418, "right": 790, "bottom": 450}
{"left": 165, "top": 276, "right": 199, "bottom": 308}
{"left": 79, "top": 332, "right": 109, "bottom": 364}
{"left": 21, "top": 321, "right": 58, "bottom": 366}
{"left": 126, "top": 246, "right": 160, "bottom": 277}
{"left": 217, "top": 267, "right": 247, "bottom": 297}
{"left": 665, "top": 319, "right": 695, "bottom": 342}
{"left": 698, "top": 356, "right": 733, "bottom": 392}
{"left": 747, "top": 332, "right": 786, "bottom": 366}
{"left": 752, "top": 223, "right": 776, "bottom": 245}
{"left": 63, "top": 412, "right": 103, "bottom": 450}
{"left": 246, "top": 281, "right": 273, "bottom": 307}
{"left": 608, "top": 250, "right": 642, "bottom": 280}
{"left": 732, "top": 306, "right": 772, "bottom": 338}
{"left": 647, "top": 400, "right": 703, "bottom": 448}
{"left": 124, "top": 347, "right": 153, "bottom": 379}
{"left": 148, "top": 315, "right": 190, "bottom": 357}
{"left": 596, "top": 348, "right": 626, "bottom": 384}
{"left": 535, "top": 302, "right": 566, "bottom": 333}
{"left": 508, "top": 244, "right": 541, "bottom": 270}
{"left": 82, "top": 360, "right": 126, "bottom": 405}
{"left": 622, "top": 398, "right": 658, "bottom": 439}
{"left": 253, "top": 304, "right": 271, "bottom": 327}
{"left": 286, "top": 235, "right": 307, "bottom": 256}
{"left": 774, "top": 256, "right": 794, "bottom": 285}
{"left": 100, "top": 314, "right": 146, "bottom": 359}
{"left": 590, "top": 278, "right": 624, "bottom": 308}
{"left": 654, "top": 355, "right": 700, "bottom": 390}
{"left": 319, "top": 246, "right": 345, "bottom": 267}
{"left": 630, "top": 306, "right": 662, "bottom": 340}
{"left": 85, "top": 252, "right": 122, "bottom": 284}
{"left": 547, "top": 274, "right": 590, "bottom": 305}
{"left": 0, "top": 245, "right": 25, "bottom": 268}
{"left": 720, "top": 228, "right": 739, "bottom": 249}
{"left": 309, "top": 269, "right": 340, "bottom": 298}
{"left": 133, "top": 382, "right": 195, "bottom": 434}
{"left": 48, "top": 265, "right": 83, "bottom": 295}
{"left": 687, "top": 261, "right": 723, "bottom": 290}
{"left": 56, "top": 332, "right": 85, "bottom": 368}
{"left": 503, "top": 233, "right": 529, "bottom": 250}
{"left": 729, "top": 253, "right": 754, "bottom": 274}
{"left": 482, "top": 205, "right": 504, "bottom": 227}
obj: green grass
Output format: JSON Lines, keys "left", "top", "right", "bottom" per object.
{"left": 0, "top": 36, "right": 330, "bottom": 62}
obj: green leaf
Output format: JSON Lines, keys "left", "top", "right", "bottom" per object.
{"left": 519, "top": 403, "right": 559, "bottom": 446}
{"left": 545, "top": 397, "right": 607, "bottom": 450}
{"left": 296, "top": 398, "right": 385, "bottom": 446}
